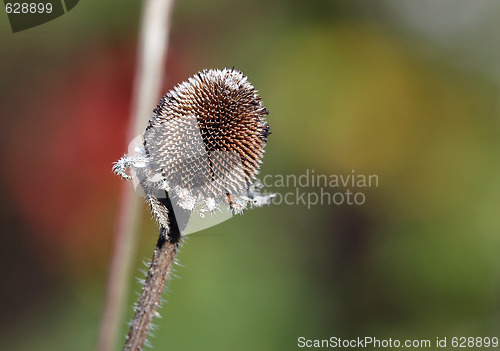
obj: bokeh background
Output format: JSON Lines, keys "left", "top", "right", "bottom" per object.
{"left": 1, "top": 1, "right": 500, "bottom": 350}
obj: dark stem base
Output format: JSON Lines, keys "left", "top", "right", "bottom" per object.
{"left": 123, "top": 191, "right": 182, "bottom": 351}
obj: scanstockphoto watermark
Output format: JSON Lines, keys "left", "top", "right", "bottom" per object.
{"left": 4, "top": 1, "right": 80, "bottom": 33}
{"left": 264, "top": 169, "right": 379, "bottom": 208}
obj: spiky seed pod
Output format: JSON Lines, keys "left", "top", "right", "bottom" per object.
{"left": 145, "top": 68, "right": 269, "bottom": 195}
{"left": 114, "top": 68, "right": 274, "bottom": 226}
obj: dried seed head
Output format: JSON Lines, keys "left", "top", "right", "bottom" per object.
{"left": 144, "top": 68, "right": 269, "bottom": 195}
{"left": 114, "top": 68, "right": 274, "bottom": 229}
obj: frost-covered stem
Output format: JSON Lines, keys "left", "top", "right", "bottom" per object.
{"left": 124, "top": 233, "right": 178, "bottom": 351}
{"left": 97, "top": 1, "right": 175, "bottom": 351}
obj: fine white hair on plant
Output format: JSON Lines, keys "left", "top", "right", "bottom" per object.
{"left": 115, "top": 68, "right": 274, "bottom": 351}
{"left": 114, "top": 67, "right": 274, "bottom": 234}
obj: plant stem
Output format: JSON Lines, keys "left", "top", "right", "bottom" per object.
{"left": 97, "top": 1, "right": 175, "bottom": 351}
{"left": 124, "top": 235, "right": 178, "bottom": 351}
{"left": 124, "top": 191, "right": 182, "bottom": 351}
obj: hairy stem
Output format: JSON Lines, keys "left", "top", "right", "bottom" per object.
{"left": 124, "top": 235, "right": 178, "bottom": 351}
{"left": 124, "top": 191, "right": 182, "bottom": 351}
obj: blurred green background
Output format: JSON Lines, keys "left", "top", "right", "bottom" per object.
{"left": 1, "top": 1, "right": 499, "bottom": 350}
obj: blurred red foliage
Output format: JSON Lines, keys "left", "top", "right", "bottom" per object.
{"left": 1, "top": 42, "right": 135, "bottom": 269}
